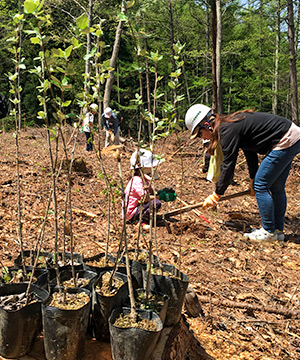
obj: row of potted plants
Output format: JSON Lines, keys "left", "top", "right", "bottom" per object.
{"left": 0, "top": 248, "right": 189, "bottom": 359}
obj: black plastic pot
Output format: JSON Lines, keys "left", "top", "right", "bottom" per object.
{"left": 0, "top": 283, "right": 49, "bottom": 358}
{"left": 0, "top": 266, "right": 48, "bottom": 289}
{"left": 123, "top": 288, "right": 169, "bottom": 326}
{"left": 42, "top": 287, "right": 91, "bottom": 360}
{"left": 109, "top": 307, "right": 163, "bottom": 360}
{"left": 56, "top": 252, "right": 84, "bottom": 271}
{"left": 143, "top": 263, "right": 189, "bottom": 327}
{"left": 83, "top": 252, "right": 127, "bottom": 277}
{"left": 121, "top": 249, "right": 158, "bottom": 288}
{"left": 83, "top": 253, "right": 117, "bottom": 272}
{"left": 49, "top": 269, "right": 98, "bottom": 292}
{"left": 14, "top": 250, "right": 53, "bottom": 270}
{"left": 92, "top": 271, "right": 129, "bottom": 342}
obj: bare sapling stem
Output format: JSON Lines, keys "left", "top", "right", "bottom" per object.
{"left": 94, "top": 143, "right": 112, "bottom": 264}
{"left": 58, "top": 126, "right": 77, "bottom": 286}
{"left": 11, "top": 23, "right": 26, "bottom": 277}
{"left": 116, "top": 150, "right": 137, "bottom": 322}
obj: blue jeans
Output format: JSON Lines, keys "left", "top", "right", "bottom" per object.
{"left": 253, "top": 139, "right": 300, "bottom": 232}
{"left": 85, "top": 131, "right": 93, "bottom": 151}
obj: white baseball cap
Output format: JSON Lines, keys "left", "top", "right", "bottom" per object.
{"left": 104, "top": 107, "right": 112, "bottom": 118}
{"left": 90, "top": 103, "right": 98, "bottom": 110}
{"left": 130, "top": 149, "right": 160, "bottom": 169}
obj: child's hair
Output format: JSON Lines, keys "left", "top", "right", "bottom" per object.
{"left": 133, "top": 168, "right": 141, "bottom": 177}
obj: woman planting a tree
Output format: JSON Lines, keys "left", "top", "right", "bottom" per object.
{"left": 185, "top": 104, "right": 300, "bottom": 241}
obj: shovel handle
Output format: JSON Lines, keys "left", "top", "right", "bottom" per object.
{"left": 163, "top": 189, "right": 251, "bottom": 218}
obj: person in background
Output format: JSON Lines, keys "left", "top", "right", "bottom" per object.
{"left": 102, "top": 107, "right": 122, "bottom": 147}
{"left": 83, "top": 103, "right": 98, "bottom": 152}
{"left": 185, "top": 104, "right": 300, "bottom": 241}
{"left": 123, "top": 149, "right": 176, "bottom": 231}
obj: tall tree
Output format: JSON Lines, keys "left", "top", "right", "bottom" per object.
{"left": 216, "top": 0, "right": 223, "bottom": 113}
{"left": 168, "top": 0, "right": 177, "bottom": 119}
{"left": 287, "top": 0, "right": 299, "bottom": 124}
{"left": 103, "top": 0, "right": 126, "bottom": 109}
{"left": 272, "top": 0, "right": 281, "bottom": 114}
{"left": 84, "top": 0, "right": 95, "bottom": 97}
{"left": 211, "top": 0, "right": 218, "bottom": 112}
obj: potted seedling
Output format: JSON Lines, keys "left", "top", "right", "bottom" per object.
{"left": 0, "top": 13, "right": 50, "bottom": 358}
{"left": 0, "top": 283, "right": 49, "bottom": 358}
{"left": 143, "top": 262, "right": 189, "bottom": 327}
{"left": 42, "top": 287, "right": 91, "bottom": 360}
{"left": 108, "top": 150, "right": 163, "bottom": 359}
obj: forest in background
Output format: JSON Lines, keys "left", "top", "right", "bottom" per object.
{"left": 0, "top": 0, "right": 300, "bottom": 138}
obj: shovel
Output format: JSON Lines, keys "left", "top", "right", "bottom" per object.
{"left": 163, "top": 189, "right": 251, "bottom": 219}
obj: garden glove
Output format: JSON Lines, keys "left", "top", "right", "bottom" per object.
{"left": 202, "top": 192, "right": 220, "bottom": 209}
{"left": 158, "top": 188, "right": 177, "bottom": 202}
{"left": 249, "top": 179, "right": 255, "bottom": 196}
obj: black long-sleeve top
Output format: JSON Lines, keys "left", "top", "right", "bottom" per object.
{"left": 216, "top": 112, "right": 292, "bottom": 195}
{"left": 101, "top": 112, "right": 120, "bottom": 135}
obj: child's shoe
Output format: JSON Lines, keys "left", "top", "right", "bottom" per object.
{"left": 142, "top": 223, "right": 151, "bottom": 231}
{"left": 244, "top": 227, "right": 277, "bottom": 241}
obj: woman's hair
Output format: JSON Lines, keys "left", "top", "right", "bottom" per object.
{"left": 207, "top": 109, "right": 254, "bottom": 155}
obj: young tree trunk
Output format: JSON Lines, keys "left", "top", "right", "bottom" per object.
{"left": 168, "top": 0, "right": 177, "bottom": 119}
{"left": 258, "top": 0, "right": 263, "bottom": 110}
{"left": 144, "top": 14, "right": 152, "bottom": 140}
{"left": 216, "top": 0, "right": 223, "bottom": 114}
{"left": 84, "top": 0, "right": 94, "bottom": 96}
{"left": 287, "top": 0, "right": 299, "bottom": 124}
{"left": 295, "top": 0, "right": 300, "bottom": 47}
{"left": 272, "top": 0, "right": 280, "bottom": 114}
{"left": 211, "top": 0, "right": 218, "bottom": 113}
{"left": 205, "top": 5, "right": 210, "bottom": 105}
{"left": 103, "top": 1, "right": 126, "bottom": 109}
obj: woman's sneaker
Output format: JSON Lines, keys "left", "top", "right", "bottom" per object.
{"left": 275, "top": 230, "right": 285, "bottom": 241}
{"left": 244, "top": 227, "right": 277, "bottom": 241}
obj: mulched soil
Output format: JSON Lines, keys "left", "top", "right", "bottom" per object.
{"left": 1, "top": 127, "right": 300, "bottom": 360}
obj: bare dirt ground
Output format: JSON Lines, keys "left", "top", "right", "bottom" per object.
{"left": 1, "top": 127, "right": 300, "bottom": 360}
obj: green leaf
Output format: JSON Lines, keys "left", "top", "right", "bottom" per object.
{"left": 37, "top": 111, "right": 46, "bottom": 119}
{"left": 117, "top": 13, "right": 127, "bottom": 21}
{"left": 13, "top": 13, "right": 24, "bottom": 23}
{"left": 30, "top": 37, "right": 41, "bottom": 44}
{"left": 9, "top": 73, "right": 18, "bottom": 81}
{"left": 61, "top": 77, "right": 69, "bottom": 86}
{"left": 48, "top": 128, "right": 57, "bottom": 136}
{"left": 62, "top": 100, "right": 71, "bottom": 107}
{"left": 126, "top": 0, "right": 135, "bottom": 8}
{"left": 81, "top": 27, "right": 91, "bottom": 35}
{"left": 168, "top": 81, "right": 175, "bottom": 89}
{"left": 50, "top": 76, "right": 61, "bottom": 88}
{"left": 76, "top": 13, "right": 89, "bottom": 30}
{"left": 65, "top": 45, "right": 73, "bottom": 58}
{"left": 52, "top": 48, "right": 65, "bottom": 57}
{"left": 6, "top": 37, "right": 16, "bottom": 42}
{"left": 172, "top": 123, "right": 182, "bottom": 131}
{"left": 170, "top": 72, "right": 178, "bottom": 78}
{"left": 24, "top": 0, "right": 38, "bottom": 14}
{"left": 62, "top": 84, "right": 72, "bottom": 90}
